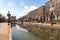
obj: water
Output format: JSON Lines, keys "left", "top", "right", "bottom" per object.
{"left": 11, "top": 24, "right": 41, "bottom": 40}
{"left": 11, "top": 24, "right": 60, "bottom": 40}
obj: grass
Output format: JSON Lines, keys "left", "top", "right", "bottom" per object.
{"left": 46, "top": 20, "right": 60, "bottom": 23}
{"left": 54, "top": 20, "right": 60, "bottom": 22}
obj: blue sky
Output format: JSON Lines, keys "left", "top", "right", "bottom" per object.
{"left": 0, "top": 0, "right": 49, "bottom": 18}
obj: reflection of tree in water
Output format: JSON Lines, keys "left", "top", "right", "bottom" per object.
{"left": 17, "top": 24, "right": 60, "bottom": 40}
{"left": 39, "top": 27, "right": 60, "bottom": 40}
{"left": 11, "top": 24, "right": 16, "bottom": 27}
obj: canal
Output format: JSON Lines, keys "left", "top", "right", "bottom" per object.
{"left": 11, "top": 24, "right": 41, "bottom": 40}
{"left": 11, "top": 24, "right": 60, "bottom": 40}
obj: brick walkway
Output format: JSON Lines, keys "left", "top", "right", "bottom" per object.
{"left": 0, "top": 23, "right": 10, "bottom": 40}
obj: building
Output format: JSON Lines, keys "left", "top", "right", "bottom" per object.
{"left": 45, "top": 0, "right": 60, "bottom": 20}
{"left": 45, "top": 1, "right": 51, "bottom": 21}
{"left": 10, "top": 16, "right": 16, "bottom": 22}
{"left": 53, "top": 0, "right": 60, "bottom": 20}
{"left": 37, "top": 6, "right": 45, "bottom": 21}
{"left": 18, "top": 0, "right": 60, "bottom": 22}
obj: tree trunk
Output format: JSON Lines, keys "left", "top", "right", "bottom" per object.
{"left": 47, "top": 16, "right": 48, "bottom": 21}
{"left": 57, "top": 16, "right": 58, "bottom": 20}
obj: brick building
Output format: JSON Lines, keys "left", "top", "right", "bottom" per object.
{"left": 45, "top": 1, "right": 51, "bottom": 21}
{"left": 27, "top": 5, "right": 45, "bottom": 22}
{"left": 37, "top": 6, "right": 45, "bottom": 21}
{"left": 53, "top": 0, "right": 60, "bottom": 20}
{"left": 45, "top": 0, "right": 60, "bottom": 20}
{"left": 10, "top": 16, "right": 16, "bottom": 22}
{"left": 18, "top": 0, "right": 60, "bottom": 22}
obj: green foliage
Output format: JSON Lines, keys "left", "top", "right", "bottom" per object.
{"left": 47, "top": 20, "right": 60, "bottom": 22}
{"left": 54, "top": 20, "right": 60, "bottom": 22}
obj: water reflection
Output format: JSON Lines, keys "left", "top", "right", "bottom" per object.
{"left": 18, "top": 24, "right": 60, "bottom": 40}
{"left": 11, "top": 23, "right": 16, "bottom": 27}
{"left": 35, "top": 27, "right": 60, "bottom": 40}
{"left": 11, "top": 24, "right": 60, "bottom": 40}
{"left": 11, "top": 24, "right": 41, "bottom": 40}
{"left": 16, "top": 25, "right": 28, "bottom": 32}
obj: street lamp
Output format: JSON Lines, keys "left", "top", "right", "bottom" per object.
{"left": 7, "top": 11, "right": 11, "bottom": 25}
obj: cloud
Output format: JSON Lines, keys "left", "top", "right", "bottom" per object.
{"left": 0, "top": 8, "right": 20, "bottom": 18}
{"left": 17, "top": 6, "right": 37, "bottom": 18}
{"left": 0, "top": 0, "right": 2, "bottom": 3}
{"left": 20, "top": 1, "right": 24, "bottom": 6}
{"left": 29, "top": 6, "right": 37, "bottom": 11}
{"left": 9, "top": 6, "right": 37, "bottom": 18}
{"left": 0, "top": 0, "right": 3, "bottom": 6}
{"left": 0, "top": 0, "right": 37, "bottom": 18}
{"left": 0, "top": 5, "right": 37, "bottom": 18}
{"left": 7, "top": 2, "right": 15, "bottom": 8}
{"left": 0, "top": 9, "right": 8, "bottom": 18}
{"left": 0, "top": 0, "right": 16, "bottom": 18}
{"left": 24, "top": 6, "right": 29, "bottom": 10}
{"left": 20, "top": 2, "right": 24, "bottom": 6}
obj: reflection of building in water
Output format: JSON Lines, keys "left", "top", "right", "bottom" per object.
{"left": 11, "top": 24, "right": 16, "bottom": 27}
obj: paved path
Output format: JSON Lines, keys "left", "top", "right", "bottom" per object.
{"left": 0, "top": 23, "right": 11, "bottom": 40}
{"left": 23, "top": 22, "right": 60, "bottom": 29}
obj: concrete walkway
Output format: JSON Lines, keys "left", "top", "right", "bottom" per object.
{"left": 23, "top": 22, "right": 60, "bottom": 28}
{"left": 0, "top": 23, "right": 11, "bottom": 40}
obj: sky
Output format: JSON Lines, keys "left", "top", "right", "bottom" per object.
{"left": 0, "top": 0, "right": 49, "bottom": 18}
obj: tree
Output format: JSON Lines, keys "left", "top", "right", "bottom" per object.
{"left": 0, "top": 14, "right": 6, "bottom": 22}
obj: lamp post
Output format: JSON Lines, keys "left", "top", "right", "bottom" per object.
{"left": 7, "top": 11, "right": 11, "bottom": 25}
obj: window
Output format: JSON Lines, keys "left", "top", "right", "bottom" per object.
{"left": 50, "top": 3, "right": 54, "bottom": 8}
{"left": 50, "top": 3, "right": 54, "bottom": 12}
{"left": 55, "top": 0, "right": 60, "bottom": 5}
{"left": 57, "top": 9, "right": 60, "bottom": 12}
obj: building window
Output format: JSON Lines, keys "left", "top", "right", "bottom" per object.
{"left": 56, "top": 8, "right": 60, "bottom": 12}
{"left": 55, "top": 0, "right": 60, "bottom": 5}
{"left": 50, "top": 3, "right": 54, "bottom": 12}
{"left": 50, "top": 3, "right": 54, "bottom": 8}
